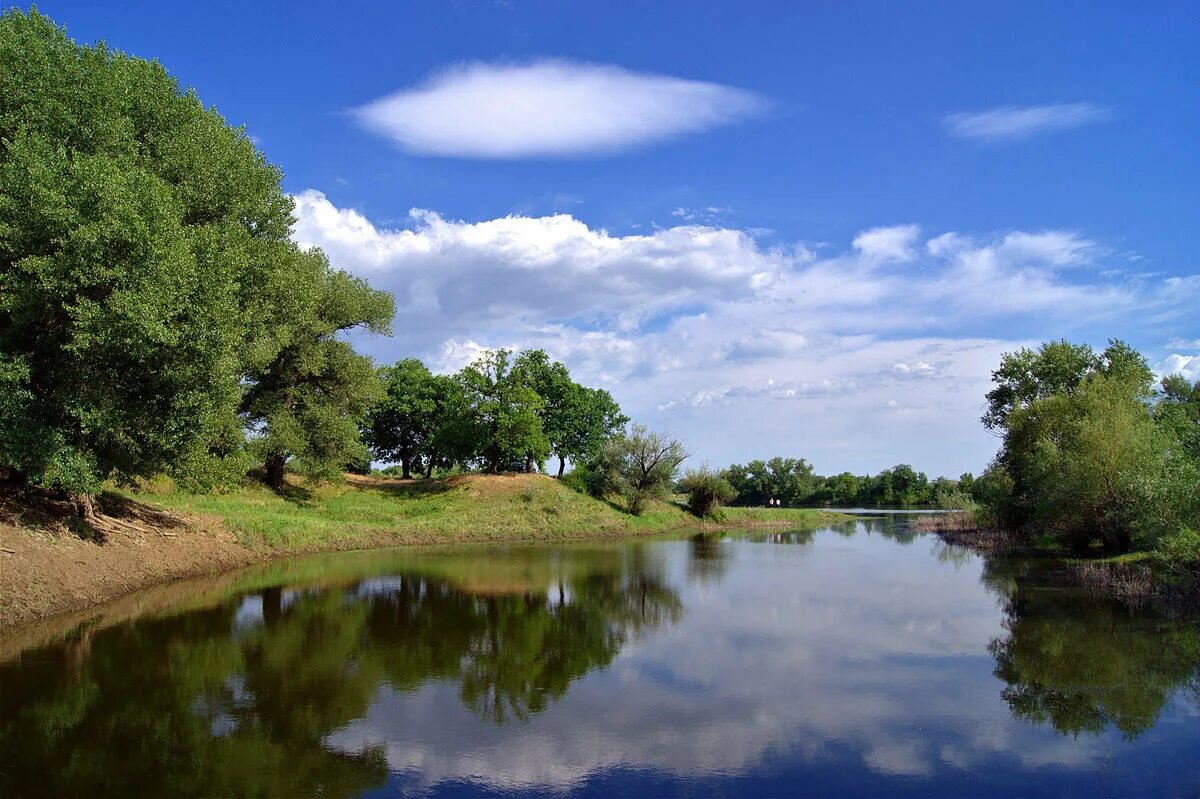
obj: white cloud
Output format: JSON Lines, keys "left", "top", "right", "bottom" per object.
{"left": 1167, "top": 338, "right": 1200, "bottom": 351}
{"left": 292, "top": 190, "right": 1200, "bottom": 474}
{"left": 1155, "top": 354, "right": 1200, "bottom": 382}
{"left": 944, "top": 103, "right": 1112, "bottom": 142}
{"left": 852, "top": 224, "right": 920, "bottom": 263}
{"left": 353, "top": 60, "right": 767, "bottom": 158}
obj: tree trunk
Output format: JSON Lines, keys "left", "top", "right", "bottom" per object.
{"left": 264, "top": 453, "right": 287, "bottom": 490}
{"left": 263, "top": 586, "right": 283, "bottom": 624}
{"left": 557, "top": 457, "right": 566, "bottom": 478}
{"left": 525, "top": 454, "right": 534, "bottom": 473}
{"left": 401, "top": 457, "right": 411, "bottom": 479}
{"left": 70, "top": 492, "right": 100, "bottom": 525}
{"left": 425, "top": 461, "right": 434, "bottom": 479}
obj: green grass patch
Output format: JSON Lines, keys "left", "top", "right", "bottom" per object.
{"left": 114, "top": 473, "right": 854, "bottom": 551}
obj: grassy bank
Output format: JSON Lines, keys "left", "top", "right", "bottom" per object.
{"left": 122, "top": 473, "right": 852, "bottom": 548}
{"left": 1, "top": 473, "right": 853, "bottom": 629}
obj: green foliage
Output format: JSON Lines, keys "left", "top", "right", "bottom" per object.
{"left": 0, "top": 10, "right": 291, "bottom": 495}
{"left": 719, "top": 459, "right": 951, "bottom": 508}
{"left": 365, "top": 349, "right": 627, "bottom": 478}
{"left": 590, "top": 425, "right": 689, "bottom": 515}
{"left": 241, "top": 255, "right": 392, "bottom": 488}
{"left": 680, "top": 467, "right": 737, "bottom": 518}
{"left": 934, "top": 487, "right": 977, "bottom": 514}
{"left": 456, "top": 349, "right": 550, "bottom": 472}
{"left": 0, "top": 10, "right": 394, "bottom": 502}
{"left": 364, "top": 358, "right": 439, "bottom": 478}
{"left": 1153, "top": 528, "right": 1200, "bottom": 567}
{"left": 722, "top": 457, "right": 816, "bottom": 506}
{"left": 983, "top": 338, "right": 1153, "bottom": 431}
{"left": 976, "top": 338, "right": 1200, "bottom": 558}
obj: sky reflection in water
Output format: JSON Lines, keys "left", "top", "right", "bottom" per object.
{"left": 2, "top": 517, "right": 1198, "bottom": 798}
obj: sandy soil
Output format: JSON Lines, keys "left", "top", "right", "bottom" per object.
{"left": 0, "top": 490, "right": 261, "bottom": 629}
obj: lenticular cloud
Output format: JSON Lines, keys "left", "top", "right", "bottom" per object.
{"left": 353, "top": 59, "right": 766, "bottom": 158}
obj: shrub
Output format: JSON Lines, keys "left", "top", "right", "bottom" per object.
{"left": 680, "top": 468, "right": 737, "bottom": 519}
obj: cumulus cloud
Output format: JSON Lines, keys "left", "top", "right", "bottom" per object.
{"left": 291, "top": 188, "right": 785, "bottom": 338}
{"left": 1155, "top": 354, "right": 1200, "bottom": 382}
{"left": 291, "top": 190, "right": 1199, "bottom": 473}
{"left": 353, "top": 60, "right": 767, "bottom": 158}
{"left": 944, "top": 103, "right": 1112, "bottom": 142}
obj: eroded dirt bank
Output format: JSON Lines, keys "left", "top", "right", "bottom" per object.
{"left": 0, "top": 498, "right": 261, "bottom": 630}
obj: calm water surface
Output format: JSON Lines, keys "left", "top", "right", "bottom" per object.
{"left": 2, "top": 516, "right": 1199, "bottom": 797}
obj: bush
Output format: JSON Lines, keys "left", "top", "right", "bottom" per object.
{"left": 680, "top": 468, "right": 737, "bottom": 518}
{"left": 560, "top": 465, "right": 592, "bottom": 495}
{"left": 935, "top": 487, "right": 978, "bottom": 514}
{"left": 1152, "top": 528, "right": 1200, "bottom": 568}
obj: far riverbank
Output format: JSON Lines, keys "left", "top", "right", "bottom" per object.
{"left": 0, "top": 473, "right": 852, "bottom": 629}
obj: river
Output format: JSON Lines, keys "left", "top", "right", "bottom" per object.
{"left": 2, "top": 514, "right": 1197, "bottom": 797}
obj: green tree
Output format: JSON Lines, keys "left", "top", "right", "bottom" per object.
{"left": 0, "top": 10, "right": 297, "bottom": 517}
{"left": 971, "top": 339, "right": 1200, "bottom": 552}
{"left": 826, "top": 472, "right": 860, "bottom": 506}
{"left": 510, "top": 349, "right": 628, "bottom": 477}
{"left": 594, "top": 425, "right": 689, "bottom": 515}
{"left": 365, "top": 358, "right": 439, "bottom": 478}
{"left": 1156, "top": 373, "right": 1200, "bottom": 461}
{"left": 983, "top": 338, "right": 1152, "bottom": 431}
{"left": 242, "top": 256, "right": 392, "bottom": 489}
{"left": 456, "top": 349, "right": 549, "bottom": 472}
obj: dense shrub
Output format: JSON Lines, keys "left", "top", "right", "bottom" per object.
{"left": 680, "top": 468, "right": 737, "bottom": 518}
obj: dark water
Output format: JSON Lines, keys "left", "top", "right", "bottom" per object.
{"left": 2, "top": 517, "right": 1199, "bottom": 798}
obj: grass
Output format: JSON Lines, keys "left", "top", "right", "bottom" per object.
{"left": 118, "top": 473, "right": 855, "bottom": 550}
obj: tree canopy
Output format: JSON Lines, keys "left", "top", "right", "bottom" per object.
{"left": 0, "top": 10, "right": 393, "bottom": 507}
{"left": 973, "top": 338, "right": 1200, "bottom": 555}
{"left": 365, "top": 348, "right": 627, "bottom": 477}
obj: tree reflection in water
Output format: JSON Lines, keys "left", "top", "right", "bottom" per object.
{"left": 0, "top": 552, "right": 682, "bottom": 798}
{"left": 981, "top": 554, "right": 1200, "bottom": 740}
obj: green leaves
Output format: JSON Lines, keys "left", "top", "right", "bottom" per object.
{"left": 0, "top": 9, "right": 394, "bottom": 497}
{"left": 980, "top": 339, "right": 1199, "bottom": 554}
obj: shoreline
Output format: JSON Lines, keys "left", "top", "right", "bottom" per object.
{"left": 916, "top": 513, "right": 1200, "bottom": 607}
{"left": 0, "top": 475, "right": 853, "bottom": 633}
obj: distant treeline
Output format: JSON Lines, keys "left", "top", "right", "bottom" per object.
{"left": 716, "top": 458, "right": 967, "bottom": 508}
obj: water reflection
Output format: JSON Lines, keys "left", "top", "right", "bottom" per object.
{"left": 0, "top": 546, "right": 680, "bottom": 798}
{"left": 984, "top": 560, "right": 1200, "bottom": 740}
{"left": 1, "top": 525, "right": 1199, "bottom": 798}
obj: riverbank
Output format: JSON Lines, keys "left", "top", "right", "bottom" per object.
{"left": 916, "top": 512, "right": 1200, "bottom": 606}
{"left": 0, "top": 473, "right": 852, "bottom": 629}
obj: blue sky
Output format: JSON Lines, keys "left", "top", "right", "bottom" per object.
{"left": 28, "top": 1, "right": 1200, "bottom": 476}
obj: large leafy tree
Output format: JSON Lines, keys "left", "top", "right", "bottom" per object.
{"left": 979, "top": 339, "right": 1199, "bottom": 552}
{"left": 456, "top": 349, "right": 549, "bottom": 472}
{"left": 241, "top": 255, "right": 392, "bottom": 489}
{"left": 511, "top": 349, "right": 627, "bottom": 476}
{"left": 0, "top": 11, "right": 303, "bottom": 516}
{"left": 983, "top": 338, "right": 1153, "bottom": 431}
{"left": 365, "top": 358, "right": 439, "bottom": 479}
